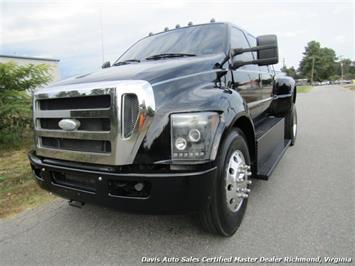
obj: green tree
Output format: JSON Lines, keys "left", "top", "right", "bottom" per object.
{"left": 281, "top": 65, "right": 298, "bottom": 79}
{"left": 348, "top": 60, "right": 355, "bottom": 79}
{"left": 0, "top": 61, "right": 52, "bottom": 92}
{"left": 336, "top": 58, "right": 355, "bottom": 80}
{"left": 299, "top": 41, "right": 337, "bottom": 82}
{"left": 0, "top": 61, "right": 52, "bottom": 149}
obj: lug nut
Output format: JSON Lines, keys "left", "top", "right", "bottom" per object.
{"left": 246, "top": 180, "right": 252, "bottom": 185}
{"left": 240, "top": 164, "right": 250, "bottom": 170}
{"left": 238, "top": 193, "right": 249, "bottom": 199}
{"left": 240, "top": 165, "right": 251, "bottom": 171}
{"left": 98, "top": 176, "right": 103, "bottom": 182}
{"left": 41, "top": 168, "right": 46, "bottom": 172}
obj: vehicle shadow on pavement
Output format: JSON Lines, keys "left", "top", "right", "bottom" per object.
{"left": 50, "top": 199, "right": 232, "bottom": 240}
{"left": 57, "top": 181, "right": 266, "bottom": 241}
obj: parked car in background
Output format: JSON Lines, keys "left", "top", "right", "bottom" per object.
{"left": 321, "top": 80, "right": 330, "bottom": 85}
{"left": 296, "top": 78, "right": 308, "bottom": 86}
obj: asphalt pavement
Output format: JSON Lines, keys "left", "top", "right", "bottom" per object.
{"left": 0, "top": 85, "right": 354, "bottom": 265}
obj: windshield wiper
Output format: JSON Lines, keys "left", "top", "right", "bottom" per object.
{"left": 113, "top": 59, "right": 141, "bottom": 66}
{"left": 145, "top": 53, "right": 196, "bottom": 60}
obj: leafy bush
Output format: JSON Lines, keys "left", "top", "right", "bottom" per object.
{"left": 0, "top": 62, "right": 52, "bottom": 149}
{"left": 0, "top": 90, "right": 32, "bottom": 148}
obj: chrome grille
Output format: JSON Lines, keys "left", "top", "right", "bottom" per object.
{"left": 41, "top": 137, "right": 111, "bottom": 153}
{"left": 39, "top": 95, "right": 111, "bottom": 110}
{"left": 33, "top": 80, "right": 155, "bottom": 165}
{"left": 39, "top": 118, "right": 111, "bottom": 131}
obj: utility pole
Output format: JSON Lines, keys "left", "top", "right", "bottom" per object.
{"left": 340, "top": 61, "right": 344, "bottom": 80}
{"left": 338, "top": 55, "right": 344, "bottom": 81}
{"left": 310, "top": 56, "right": 315, "bottom": 85}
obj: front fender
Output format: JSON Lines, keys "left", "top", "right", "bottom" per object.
{"left": 133, "top": 72, "right": 247, "bottom": 164}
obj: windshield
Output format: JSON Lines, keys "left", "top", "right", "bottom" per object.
{"left": 115, "top": 23, "right": 227, "bottom": 63}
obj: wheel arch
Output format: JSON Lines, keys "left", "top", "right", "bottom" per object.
{"left": 227, "top": 114, "right": 256, "bottom": 169}
{"left": 270, "top": 76, "right": 296, "bottom": 116}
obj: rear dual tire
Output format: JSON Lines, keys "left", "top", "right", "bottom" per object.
{"left": 285, "top": 105, "right": 297, "bottom": 145}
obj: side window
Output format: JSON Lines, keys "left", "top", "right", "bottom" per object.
{"left": 259, "top": 65, "right": 268, "bottom": 73}
{"left": 260, "top": 65, "right": 275, "bottom": 75}
{"left": 230, "top": 27, "right": 253, "bottom": 62}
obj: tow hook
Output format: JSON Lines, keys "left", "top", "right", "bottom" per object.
{"left": 68, "top": 199, "right": 85, "bottom": 208}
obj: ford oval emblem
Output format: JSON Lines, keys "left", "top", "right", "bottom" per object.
{"left": 58, "top": 119, "right": 80, "bottom": 131}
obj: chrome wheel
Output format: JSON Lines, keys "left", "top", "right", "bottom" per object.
{"left": 225, "top": 150, "right": 252, "bottom": 212}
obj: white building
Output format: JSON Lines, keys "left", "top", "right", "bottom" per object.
{"left": 0, "top": 54, "right": 61, "bottom": 83}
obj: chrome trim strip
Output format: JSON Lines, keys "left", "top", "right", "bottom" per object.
{"left": 36, "top": 129, "right": 112, "bottom": 140}
{"left": 247, "top": 94, "right": 293, "bottom": 110}
{"left": 274, "top": 93, "right": 292, "bottom": 99}
{"left": 37, "top": 147, "right": 112, "bottom": 164}
{"left": 151, "top": 68, "right": 273, "bottom": 87}
{"left": 35, "top": 84, "right": 115, "bottom": 99}
{"left": 247, "top": 96, "right": 273, "bottom": 109}
{"left": 35, "top": 109, "right": 112, "bottom": 118}
{"left": 33, "top": 80, "right": 155, "bottom": 165}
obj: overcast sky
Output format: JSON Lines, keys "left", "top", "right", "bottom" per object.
{"left": 0, "top": 0, "right": 354, "bottom": 79}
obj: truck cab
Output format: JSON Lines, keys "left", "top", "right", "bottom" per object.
{"left": 29, "top": 21, "right": 297, "bottom": 236}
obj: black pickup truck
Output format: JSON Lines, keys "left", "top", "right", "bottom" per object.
{"left": 29, "top": 21, "right": 297, "bottom": 236}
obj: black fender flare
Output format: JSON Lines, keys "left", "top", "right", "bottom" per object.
{"left": 215, "top": 111, "right": 256, "bottom": 169}
{"left": 270, "top": 76, "right": 296, "bottom": 116}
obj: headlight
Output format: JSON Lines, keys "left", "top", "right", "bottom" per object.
{"left": 175, "top": 137, "right": 187, "bottom": 150}
{"left": 188, "top": 128, "right": 201, "bottom": 142}
{"left": 171, "top": 112, "right": 219, "bottom": 161}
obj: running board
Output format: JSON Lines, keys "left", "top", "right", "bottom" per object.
{"left": 254, "top": 117, "right": 291, "bottom": 180}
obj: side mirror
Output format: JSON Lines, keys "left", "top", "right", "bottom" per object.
{"left": 231, "top": 34, "right": 279, "bottom": 69}
{"left": 256, "top": 34, "right": 278, "bottom": 66}
{"left": 102, "top": 61, "right": 111, "bottom": 69}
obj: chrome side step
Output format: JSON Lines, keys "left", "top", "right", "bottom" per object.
{"left": 255, "top": 117, "right": 290, "bottom": 180}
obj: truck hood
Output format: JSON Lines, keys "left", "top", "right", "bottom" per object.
{"left": 55, "top": 53, "right": 226, "bottom": 86}
{"left": 33, "top": 52, "right": 232, "bottom": 164}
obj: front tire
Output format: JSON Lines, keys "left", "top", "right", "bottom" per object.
{"left": 199, "top": 129, "right": 251, "bottom": 236}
